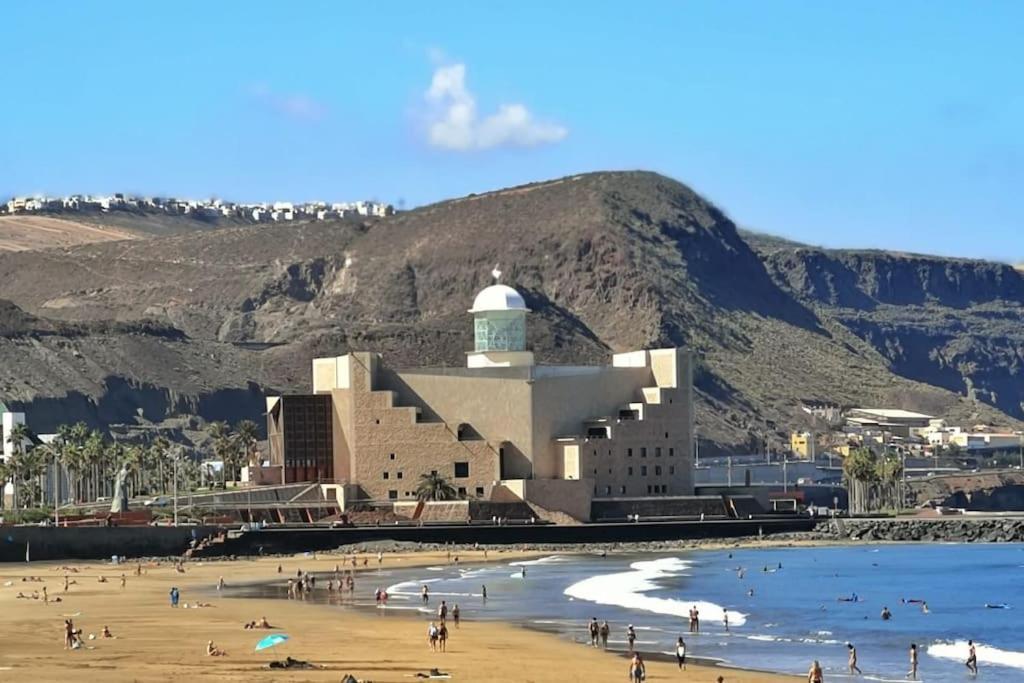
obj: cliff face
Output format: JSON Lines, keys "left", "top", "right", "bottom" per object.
{"left": 754, "top": 243, "right": 1024, "bottom": 420}
{"left": 0, "top": 172, "right": 1020, "bottom": 449}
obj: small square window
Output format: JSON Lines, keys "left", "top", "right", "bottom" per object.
{"left": 655, "top": 447, "right": 662, "bottom": 458}
{"left": 475, "top": 486, "right": 485, "bottom": 497}
{"left": 593, "top": 468, "right": 597, "bottom": 474}
{"left": 604, "top": 485, "right": 611, "bottom": 495}
{"left": 655, "top": 465, "right": 662, "bottom": 475}
{"left": 389, "top": 453, "right": 396, "bottom": 460}
{"left": 627, "top": 448, "right": 633, "bottom": 457}
{"left": 383, "top": 471, "right": 389, "bottom": 480}
{"left": 628, "top": 466, "right": 633, "bottom": 476}
{"left": 641, "top": 465, "right": 648, "bottom": 476}
{"left": 375, "top": 419, "right": 380, "bottom": 425}
{"left": 397, "top": 471, "right": 403, "bottom": 480}
{"left": 641, "top": 447, "right": 647, "bottom": 458}
{"left": 457, "top": 486, "right": 467, "bottom": 496}
{"left": 646, "top": 485, "right": 652, "bottom": 494}
{"left": 665, "top": 432, "right": 669, "bottom": 439}
{"left": 619, "top": 485, "right": 626, "bottom": 494}
{"left": 388, "top": 490, "right": 398, "bottom": 500}
{"left": 669, "top": 448, "right": 674, "bottom": 457}
{"left": 669, "top": 466, "right": 675, "bottom": 475}
{"left": 454, "top": 462, "right": 470, "bottom": 478}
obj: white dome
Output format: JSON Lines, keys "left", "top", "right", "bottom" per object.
{"left": 469, "top": 284, "right": 529, "bottom": 313}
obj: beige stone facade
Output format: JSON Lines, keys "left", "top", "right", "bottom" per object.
{"left": 267, "top": 283, "right": 695, "bottom": 518}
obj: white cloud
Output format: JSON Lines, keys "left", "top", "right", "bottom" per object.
{"left": 248, "top": 83, "right": 327, "bottom": 122}
{"left": 424, "top": 63, "right": 567, "bottom": 151}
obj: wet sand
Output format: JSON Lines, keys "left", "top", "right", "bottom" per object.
{"left": 0, "top": 550, "right": 795, "bottom": 682}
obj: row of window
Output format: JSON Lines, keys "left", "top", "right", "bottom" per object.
{"left": 596, "top": 484, "right": 670, "bottom": 495}
{"left": 590, "top": 446, "right": 676, "bottom": 458}
{"left": 383, "top": 462, "right": 471, "bottom": 481}
{"left": 387, "top": 486, "right": 485, "bottom": 500}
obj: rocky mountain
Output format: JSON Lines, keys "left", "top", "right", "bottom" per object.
{"left": 0, "top": 171, "right": 1020, "bottom": 451}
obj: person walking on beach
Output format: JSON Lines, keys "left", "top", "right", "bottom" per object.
{"left": 481, "top": 585, "right": 487, "bottom": 601}
{"left": 626, "top": 624, "right": 637, "bottom": 652}
{"left": 438, "top": 621, "right": 449, "bottom": 652}
{"left": 847, "top": 643, "right": 862, "bottom": 675}
{"left": 966, "top": 640, "right": 978, "bottom": 675}
{"left": 120, "top": 574, "right": 126, "bottom": 589}
{"left": 589, "top": 617, "right": 600, "bottom": 647}
{"left": 438, "top": 600, "right": 448, "bottom": 621}
{"left": 907, "top": 643, "right": 918, "bottom": 679}
{"left": 675, "top": 636, "right": 687, "bottom": 670}
{"left": 169, "top": 587, "right": 180, "bottom": 608}
{"left": 452, "top": 604, "right": 460, "bottom": 627}
{"left": 428, "top": 622, "right": 439, "bottom": 651}
{"left": 600, "top": 620, "right": 610, "bottom": 648}
{"left": 807, "top": 659, "right": 824, "bottom": 683}
{"left": 723, "top": 609, "right": 730, "bottom": 631}
{"left": 422, "top": 585, "right": 430, "bottom": 604}
{"left": 629, "top": 652, "right": 646, "bottom": 683}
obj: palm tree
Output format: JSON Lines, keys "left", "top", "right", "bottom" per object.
{"left": 150, "top": 436, "right": 171, "bottom": 493}
{"left": 235, "top": 420, "right": 260, "bottom": 469}
{"left": 209, "top": 421, "right": 239, "bottom": 486}
{"left": 0, "top": 461, "right": 10, "bottom": 512}
{"left": 842, "top": 447, "right": 878, "bottom": 514}
{"left": 82, "top": 431, "right": 106, "bottom": 502}
{"left": 415, "top": 472, "right": 458, "bottom": 501}
{"left": 6, "top": 423, "right": 33, "bottom": 516}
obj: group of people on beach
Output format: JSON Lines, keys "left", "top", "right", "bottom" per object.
{"left": 586, "top": 617, "right": 612, "bottom": 648}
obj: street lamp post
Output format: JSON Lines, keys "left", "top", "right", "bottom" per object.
{"left": 53, "top": 452, "right": 59, "bottom": 527}
{"left": 172, "top": 450, "right": 179, "bottom": 527}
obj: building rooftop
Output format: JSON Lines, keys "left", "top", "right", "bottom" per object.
{"left": 850, "top": 408, "right": 934, "bottom": 420}
{"left": 468, "top": 284, "right": 529, "bottom": 313}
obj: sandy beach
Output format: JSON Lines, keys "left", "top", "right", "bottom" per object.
{"left": 0, "top": 549, "right": 795, "bottom": 682}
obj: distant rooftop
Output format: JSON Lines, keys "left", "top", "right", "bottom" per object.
{"left": 850, "top": 408, "right": 934, "bottom": 420}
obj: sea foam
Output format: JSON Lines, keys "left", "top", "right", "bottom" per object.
{"left": 928, "top": 640, "right": 1024, "bottom": 670}
{"left": 563, "top": 557, "right": 746, "bottom": 626}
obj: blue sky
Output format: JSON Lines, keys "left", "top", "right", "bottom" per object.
{"left": 2, "top": 1, "right": 1021, "bottom": 260}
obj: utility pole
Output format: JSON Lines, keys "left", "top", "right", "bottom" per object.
{"left": 782, "top": 455, "right": 789, "bottom": 493}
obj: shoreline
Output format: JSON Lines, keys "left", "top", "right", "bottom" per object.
{"left": 0, "top": 549, "right": 796, "bottom": 682}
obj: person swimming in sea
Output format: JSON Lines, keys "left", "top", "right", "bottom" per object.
{"left": 881, "top": 606, "right": 892, "bottom": 620}
{"left": 838, "top": 593, "right": 859, "bottom": 602}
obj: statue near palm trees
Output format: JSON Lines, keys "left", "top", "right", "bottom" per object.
{"left": 110, "top": 463, "right": 130, "bottom": 513}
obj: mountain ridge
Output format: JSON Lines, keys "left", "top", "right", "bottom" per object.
{"left": 0, "top": 170, "right": 1020, "bottom": 451}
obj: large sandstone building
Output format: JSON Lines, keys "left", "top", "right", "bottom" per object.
{"left": 266, "top": 281, "right": 695, "bottom": 520}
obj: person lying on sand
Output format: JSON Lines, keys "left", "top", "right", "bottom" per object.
{"left": 206, "top": 640, "right": 226, "bottom": 656}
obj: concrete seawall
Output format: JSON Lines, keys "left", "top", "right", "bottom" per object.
{"left": 0, "top": 526, "right": 220, "bottom": 563}
{"left": 0, "top": 517, "right": 816, "bottom": 562}
{"left": 200, "top": 517, "right": 817, "bottom": 557}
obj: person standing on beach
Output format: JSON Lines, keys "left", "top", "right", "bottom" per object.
{"left": 723, "top": 609, "right": 729, "bottom": 631}
{"left": 64, "top": 619, "right": 75, "bottom": 649}
{"left": 966, "top": 640, "right": 978, "bottom": 675}
{"left": 675, "top": 637, "right": 687, "bottom": 670}
{"left": 626, "top": 624, "right": 637, "bottom": 651}
{"left": 907, "top": 643, "right": 918, "bottom": 679}
{"left": 807, "top": 660, "right": 823, "bottom": 683}
{"left": 438, "top": 600, "right": 448, "bottom": 621}
{"left": 599, "top": 620, "right": 610, "bottom": 648}
{"left": 481, "top": 585, "right": 487, "bottom": 601}
{"left": 452, "top": 604, "right": 460, "bottom": 627}
{"left": 120, "top": 574, "right": 126, "bottom": 589}
{"left": 628, "top": 653, "right": 645, "bottom": 683}
{"left": 588, "top": 617, "right": 600, "bottom": 646}
{"left": 847, "top": 643, "right": 862, "bottom": 675}
{"left": 422, "top": 585, "right": 430, "bottom": 604}
{"left": 692, "top": 606, "right": 700, "bottom": 633}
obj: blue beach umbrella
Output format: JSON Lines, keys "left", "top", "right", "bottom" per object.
{"left": 255, "top": 633, "right": 289, "bottom": 651}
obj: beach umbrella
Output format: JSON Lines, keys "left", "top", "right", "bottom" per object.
{"left": 254, "top": 633, "right": 289, "bottom": 652}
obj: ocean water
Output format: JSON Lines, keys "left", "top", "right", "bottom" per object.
{"left": 229, "top": 544, "right": 1024, "bottom": 682}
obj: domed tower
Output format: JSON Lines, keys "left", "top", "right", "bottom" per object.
{"left": 466, "top": 280, "right": 535, "bottom": 369}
